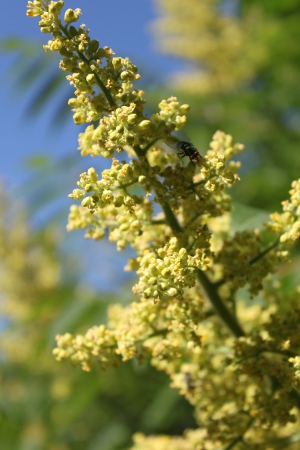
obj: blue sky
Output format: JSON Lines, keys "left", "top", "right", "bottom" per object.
{"left": 0, "top": 1, "right": 185, "bottom": 291}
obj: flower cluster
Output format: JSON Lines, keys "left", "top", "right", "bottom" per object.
{"left": 53, "top": 326, "right": 119, "bottom": 371}
{"left": 67, "top": 159, "right": 171, "bottom": 250}
{"left": 133, "top": 236, "right": 211, "bottom": 301}
{"left": 68, "top": 130, "right": 244, "bottom": 258}
{"left": 76, "top": 96, "right": 189, "bottom": 159}
{"left": 229, "top": 307, "right": 300, "bottom": 428}
{"left": 215, "top": 230, "right": 277, "bottom": 296}
{"left": 28, "top": 1, "right": 300, "bottom": 448}
{"left": 54, "top": 293, "right": 206, "bottom": 372}
{"left": 267, "top": 179, "right": 300, "bottom": 245}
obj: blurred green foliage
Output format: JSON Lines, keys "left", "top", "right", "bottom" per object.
{"left": 0, "top": 192, "right": 196, "bottom": 449}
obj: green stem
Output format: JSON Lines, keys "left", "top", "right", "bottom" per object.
{"left": 134, "top": 144, "right": 183, "bottom": 233}
{"left": 118, "top": 178, "right": 139, "bottom": 190}
{"left": 249, "top": 237, "right": 280, "bottom": 265}
{"left": 224, "top": 418, "right": 254, "bottom": 450}
{"left": 197, "top": 270, "right": 245, "bottom": 337}
{"left": 142, "top": 137, "right": 161, "bottom": 153}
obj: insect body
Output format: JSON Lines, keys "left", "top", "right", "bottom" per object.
{"left": 167, "top": 133, "right": 202, "bottom": 162}
{"left": 176, "top": 140, "right": 201, "bottom": 161}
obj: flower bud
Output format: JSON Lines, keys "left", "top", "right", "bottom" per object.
{"left": 126, "top": 133, "right": 135, "bottom": 145}
{"left": 68, "top": 26, "right": 78, "bottom": 37}
{"left": 130, "top": 220, "right": 140, "bottom": 230}
{"left": 73, "top": 111, "right": 86, "bottom": 125}
{"left": 138, "top": 175, "right": 147, "bottom": 184}
{"left": 68, "top": 97, "right": 81, "bottom": 107}
{"left": 179, "top": 248, "right": 188, "bottom": 259}
{"left": 40, "top": 26, "right": 52, "bottom": 34}
{"left": 69, "top": 189, "right": 84, "bottom": 200}
{"left": 148, "top": 264, "right": 159, "bottom": 276}
{"left": 86, "top": 74, "right": 95, "bottom": 84}
{"left": 120, "top": 71, "right": 129, "bottom": 80}
{"left": 138, "top": 120, "right": 151, "bottom": 131}
{"left": 88, "top": 167, "right": 98, "bottom": 182}
{"left": 179, "top": 104, "right": 190, "bottom": 114}
{"left": 112, "top": 57, "right": 122, "bottom": 71}
{"left": 161, "top": 268, "right": 171, "bottom": 278}
{"left": 157, "top": 248, "right": 166, "bottom": 258}
{"left": 159, "top": 282, "right": 168, "bottom": 291}
{"left": 48, "top": 1, "right": 64, "bottom": 15}
{"left": 81, "top": 197, "right": 94, "bottom": 208}
{"left": 144, "top": 288, "right": 152, "bottom": 298}
{"left": 64, "top": 8, "right": 80, "bottom": 24}
{"left": 167, "top": 287, "right": 178, "bottom": 297}
{"left": 127, "top": 258, "right": 139, "bottom": 271}
{"left": 127, "top": 113, "right": 137, "bottom": 124}
{"left": 148, "top": 277, "right": 157, "bottom": 286}
{"left": 109, "top": 131, "right": 120, "bottom": 142}
{"left": 119, "top": 223, "right": 130, "bottom": 231}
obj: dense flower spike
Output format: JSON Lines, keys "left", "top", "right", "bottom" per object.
{"left": 28, "top": 1, "right": 300, "bottom": 448}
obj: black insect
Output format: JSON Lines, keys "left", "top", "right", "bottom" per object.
{"left": 184, "top": 372, "right": 196, "bottom": 392}
{"left": 167, "top": 133, "right": 202, "bottom": 162}
{"left": 176, "top": 140, "right": 201, "bottom": 161}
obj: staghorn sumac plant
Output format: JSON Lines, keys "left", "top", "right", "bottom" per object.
{"left": 27, "top": 1, "right": 300, "bottom": 448}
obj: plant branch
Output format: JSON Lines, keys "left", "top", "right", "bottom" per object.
{"left": 58, "top": 23, "right": 116, "bottom": 108}
{"left": 134, "top": 144, "right": 245, "bottom": 338}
